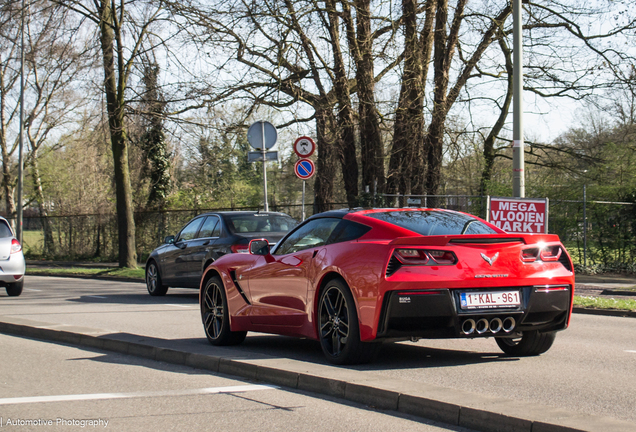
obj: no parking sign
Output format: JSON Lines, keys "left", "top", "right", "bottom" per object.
{"left": 294, "top": 158, "right": 315, "bottom": 180}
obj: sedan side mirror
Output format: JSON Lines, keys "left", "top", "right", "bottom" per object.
{"left": 164, "top": 235, "right": 175, "bottom": 245}
{"left": 249, "top": 239, "right": 270, "bottom": 256}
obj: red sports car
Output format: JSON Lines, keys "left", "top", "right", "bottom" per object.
{"left": 199, "top": 208, "right": 575, "bottom": 364}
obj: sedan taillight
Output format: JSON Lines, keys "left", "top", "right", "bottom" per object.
{"left": 231, "top": 244, "right": 249, "bottom": 254}
{"left": 11, "top": 238, "right": 21, "bottom": 254}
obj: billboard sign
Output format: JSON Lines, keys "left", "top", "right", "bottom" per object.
{"left": 487, "top": 197, "right": 548, "bottom": 234}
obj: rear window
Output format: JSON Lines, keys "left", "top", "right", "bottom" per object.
{"left": 225, "top": 214, "right": 297, "bottom": 234}
{"left": 365, "top": 210, "right": 497, "bottom": 236}
{"left": 0, "top": 221, "right": 13, "bottom": 238}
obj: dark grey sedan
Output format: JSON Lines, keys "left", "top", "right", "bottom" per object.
{"left": 145, "top": 211, "right": 297, "bottom": 296}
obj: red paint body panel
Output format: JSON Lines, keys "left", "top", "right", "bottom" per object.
{"left": 200, "top": 208, "right": 575, "bottom": 343}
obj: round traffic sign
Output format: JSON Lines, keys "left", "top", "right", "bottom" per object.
{"left": 247, "top": 121, "right": 277, "bottom": 150}
{"left": 293, "top": 136, "right": 316, "bottom": 158}
{"left": 294, "top": 158, "right": 315, "bottom": 180}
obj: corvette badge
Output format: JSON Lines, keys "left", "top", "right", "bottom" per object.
{"left": 481, "top": 252, "right": 499, "bottom": 266}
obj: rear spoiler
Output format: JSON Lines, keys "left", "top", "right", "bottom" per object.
{"left": 389, "top": 234, "right": 562, "bottom": 247}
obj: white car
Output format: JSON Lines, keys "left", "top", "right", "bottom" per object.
{"left": 0, "top": 217, "right": 25, "bottom": 296}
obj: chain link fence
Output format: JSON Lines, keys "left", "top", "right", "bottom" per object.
{"left": 14, "top": 196, "right": 636, "bottom": 268}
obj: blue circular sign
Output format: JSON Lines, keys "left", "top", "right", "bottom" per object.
{"left": 247, "top": 121, "right": 277, "bottom": 150}
{"left": 294, "top": 158, "right": 315, "bottom": 180}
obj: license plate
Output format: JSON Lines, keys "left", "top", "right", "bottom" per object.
{"left": 460, "top": 291, "right": 520, "bottom": 310}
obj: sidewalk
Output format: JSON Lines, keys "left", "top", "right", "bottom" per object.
{"left": 574, "top": 274, "right": 636, "bottom": 299}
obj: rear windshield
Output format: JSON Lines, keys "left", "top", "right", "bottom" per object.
{"left": 366, "top": 210, "right": 497, "bottom": 236}
{"left": 0, "top": 221, "right": 13, "bottom": 238}
{"left": 225, "top": 214, "right": 297, "bottom": 234}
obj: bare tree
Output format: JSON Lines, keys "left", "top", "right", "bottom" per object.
{"left": 52, "top": 0, "right": 170, "bottom": 267}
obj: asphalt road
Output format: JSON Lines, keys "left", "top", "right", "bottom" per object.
{"left": 0, "top": 333, "right": 470, "bottom": 432}
{"left": 2, "top": 276, "right": 635, "bottom": 425}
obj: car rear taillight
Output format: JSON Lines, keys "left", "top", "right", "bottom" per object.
{"left": 521, "top": 247, "right": 539, "bottom": 262}
{"left": 521, "top": 245, "right": 563, "bottom": 263}
{"left": 428, "top": 250, "right": 457, "bottom": 265}
{"left": 395, "top": 248, "right": 429, "bottom": 265}
{"left": 230, "top": 244, "right": 249, "bottom": 254}
{"left": 10, "top": 238, "right": 21, "bottom": 254}
{"left": 540, "top": 245, "right": 562, "bottom": 262}
{"left": 392, "top": 249, "right": 457, "bottom": 266}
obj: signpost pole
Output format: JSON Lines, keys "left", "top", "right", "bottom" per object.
{"left": 513, "top": 0, "right": 525, "bottom": 198}
{"left": 583, "top": 184, "right": 587, "bottom": 268}
{"left": 302, "top": 181, "right": 306, "bottom": 221}
{"left": 17, "top": 0, "right": 25, "bottom": 243}
{"left": 261, "top": 121, "right": 269, "bottom": 211}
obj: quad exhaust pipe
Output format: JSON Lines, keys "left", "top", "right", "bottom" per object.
{"left": 502, "top": 317, "right": 516, "bottom": 333}
{"left": 461, "top": 317, "right": 516, "bottom": 335}
{"left": 476, "top": 318, "right": 489, "bottom": 334}
{"left": 489, "top": 318, "right": 503, "bottom": 334}
{"left": 461, "top": 319, "right": 476, "bottom": 335}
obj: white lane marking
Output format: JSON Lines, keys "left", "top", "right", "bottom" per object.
{"left": 626, "top": 350, "right": 636, "bottom": 353}
{"left": 86, "top": 295, "right": 107, "bottom": 299}
{"left": 24, "top": 288, "right": 41, "bottom": 292}
{"left": 165, "top": 304, "right": 194, "bottom": 308}
{"left": 0, "top": 384, "right": 277, "bottom": 406}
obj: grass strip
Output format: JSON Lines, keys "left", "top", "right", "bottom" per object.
{"left": 27, "top": 267, "right": 145, "bottom": 280}
{"left": 573, "top": 295, "right": 636, "bottom": 311}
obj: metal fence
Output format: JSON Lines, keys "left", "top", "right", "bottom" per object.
{"left": 15, "top": 195, "right": 636, "bottom": 268}
{"left": 17, "top": 202, "right": 331, "bottom": 262}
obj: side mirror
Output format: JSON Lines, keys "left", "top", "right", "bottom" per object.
{"left": 249, "top": 239, "right": 270, "bottom": 256}
{"left": 164, "top": 235, "right": 175, "bottom": 245}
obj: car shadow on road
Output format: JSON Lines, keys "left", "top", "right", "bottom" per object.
{"left": 68, "top": 291, "right": 199, "bottom": 305}
{"left": 201, "top": 334, "right": 518, "bottom": 371}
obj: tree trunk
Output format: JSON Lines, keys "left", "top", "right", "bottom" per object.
{"left": 313, "top": 104, "right": 338, "bottom": 213}
{"left": 30, "top": 149, "right": 55, "bottom": 255}
{"left": 354, "top": 0, "right": 385, "bottom": 196}
{"left": 388, "top": 0, "right": 435, "bottom": 198}
{"left": 481, "top": 32, "right": 514, "bottom": 196}
{"left": 1, "top": 150, "right": 15, "bottom": 224}
{"left": 0, "top": 88, "right": 16, "bottom": 225}
{"left": 97, "top": 0, "right": 137, "bottom": 268}
{"left": 325, "top": 0, "right": 358, "bottom": 207}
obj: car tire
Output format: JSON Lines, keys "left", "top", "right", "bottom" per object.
{"left": 318, "top": 279, "right": 381, "bottom": 365}
{"left": 201, "top": 276, "right": 247, "bottom": 346}
{"left": 6, "top": 280, "right": 23, "bottom": 297}
{"left": 146, "top": 260, "right": 168, "bottom": 296}
{"left": 496, "top": 330, "right": 556, "bottom": 356}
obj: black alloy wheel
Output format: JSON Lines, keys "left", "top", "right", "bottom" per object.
{"left": 496, "top": 330, "right": 556, "bottom": 356}
{"left": 318, "top": 279, "right": 380, "bottom": 365}
{"left": 201, "top": 276, "right": 246, "bottom": 346}
{"left": 146, "top": 261, "right": 168, "bottom": 296}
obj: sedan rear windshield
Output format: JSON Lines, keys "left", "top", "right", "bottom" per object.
{"left": 225, "top": 214, "right": 297, "bottom": 234}
{"left": 365, "top": 210, "right": 497, "bottom": 236}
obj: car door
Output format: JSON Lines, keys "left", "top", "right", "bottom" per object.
{"left": 244, "top": 218, "right": 341, "bottom": 326}
{"left": 161, "top": 217, "right": 204, "bottom": 287}
{"left": 187, "top": 215, "right": 221, "bottom": 284}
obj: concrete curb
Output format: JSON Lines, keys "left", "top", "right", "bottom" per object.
{"left": 571, "top": 307, "right": 636, "bottom": 318}
{"left": 0, "top": 317, "right": 632, "bottom": 432}
{"left": 25, "top": 271, "right": 143, "bottom": 284}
